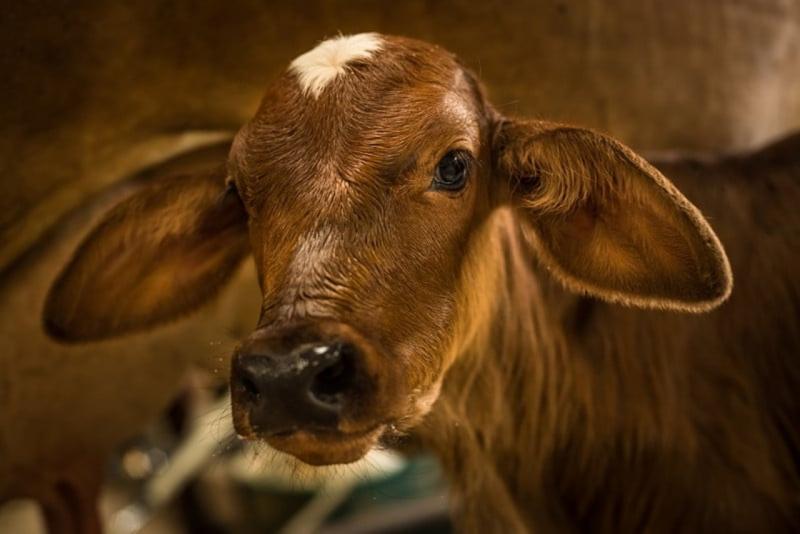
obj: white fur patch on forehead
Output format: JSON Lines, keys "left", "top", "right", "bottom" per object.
{"left": 289, "top": 33, "right": 384, "bottom": 98}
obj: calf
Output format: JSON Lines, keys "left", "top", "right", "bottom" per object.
{"left": 45, "top": 34, "right": 800, "bottom": 531}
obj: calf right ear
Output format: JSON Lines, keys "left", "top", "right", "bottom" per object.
{"left": 44, "top": 170, "right": 250, "bottom": 342}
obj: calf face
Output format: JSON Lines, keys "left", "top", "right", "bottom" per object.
{"left": 45, "top": 34, "right": 731, "bottom": 465}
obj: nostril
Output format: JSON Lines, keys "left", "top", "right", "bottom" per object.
{"left": 312, "top": 362, "right": 346, "bottom": 405}
{"left": 240, "top": 374, "right": 260, "bottom": 399}
{"left": 309, "top": 344, "right": 357, "bottom": 408}
{"left": 234, "top": 354, "right": 264, "bottom": 400}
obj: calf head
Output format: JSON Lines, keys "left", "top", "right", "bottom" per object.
{"left": 45, "top": 34, "right": 732, "bottom": 465}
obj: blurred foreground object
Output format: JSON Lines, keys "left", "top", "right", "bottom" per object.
{"left": 105, "top": 393, "right": 448, "bottom": 534}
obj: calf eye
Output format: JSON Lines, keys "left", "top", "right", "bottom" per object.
{"left": 432, "top": 150, "right": 471, "bottom": 192}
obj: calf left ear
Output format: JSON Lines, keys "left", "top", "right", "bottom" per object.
{"left": 494, "top": 119, "right": 732, "bottom": 312}
{"left": 44, "top": 170, "right": 250, "bottom": 342}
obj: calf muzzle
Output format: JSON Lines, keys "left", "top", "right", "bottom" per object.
{"left": 230, "top": 323, "right": 370, "bottom": 437}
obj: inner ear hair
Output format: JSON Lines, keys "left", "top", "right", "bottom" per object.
{"left": 495, "top": 119, "right": 733, "bottom": 312}
{"left": 498, "top": 121, "right": 648, "bottom": 214}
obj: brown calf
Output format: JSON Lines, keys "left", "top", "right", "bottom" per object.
{"left": 45, "top": 34, "right": 799, "bottom": 531}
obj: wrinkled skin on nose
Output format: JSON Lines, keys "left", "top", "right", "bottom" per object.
{"left": 226, "top": 36, "right": 492, "bottom": 464}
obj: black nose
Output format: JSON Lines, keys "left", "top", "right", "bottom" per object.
{"left": 232, "top": 338, "right": 359, "bottom": 434}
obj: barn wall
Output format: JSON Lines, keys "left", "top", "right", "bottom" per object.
{"left": 2, "top": 0, "right": 799, "bottom": 271}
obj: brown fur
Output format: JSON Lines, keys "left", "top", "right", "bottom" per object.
{"left": 35, "top": 34, "right": 800, "bottom": 532}
{"left": 44, "top": 169, "right": 250, "bottom": 341}
{"left": 424, "top": 135, "right": 800, "bottom": 531}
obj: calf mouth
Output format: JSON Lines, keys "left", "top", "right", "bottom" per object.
{"left": 262, "top": 424, "right": 386, "bottom": 465}
{"left": 232, "top": 401, "right": 388, "bottom": 465}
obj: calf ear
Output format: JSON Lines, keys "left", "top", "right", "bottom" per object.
{"left": 494, "top": 119, "right": 732, "bottom": 312}
{"left": 44, "top": 170, "right": 250, "bottom": 342}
